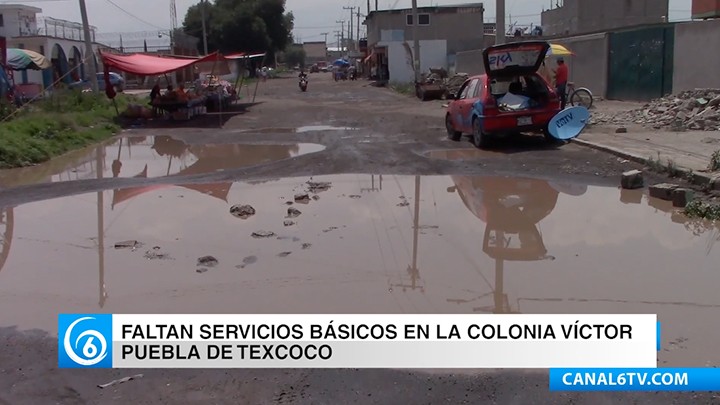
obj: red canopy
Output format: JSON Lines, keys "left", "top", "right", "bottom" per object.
{"left": 100, "top": 51, "right": 226, "bottom": 76}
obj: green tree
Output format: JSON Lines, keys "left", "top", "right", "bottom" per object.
{"left": 283, "top": 46, "right": 306, "bottom": 69}
{"left": 182, "top": 0, "right": 294, "bottom": 57}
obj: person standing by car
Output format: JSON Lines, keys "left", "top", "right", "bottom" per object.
{"left": 554, "top": 57, "right": 569, "bottom": 109}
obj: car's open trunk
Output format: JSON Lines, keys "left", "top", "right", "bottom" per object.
{"left": 489, "top": 74, "right": 551, "bottom": 113}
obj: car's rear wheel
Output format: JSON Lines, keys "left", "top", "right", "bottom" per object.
{"left": 446, "top": 115, "right": 461, "bottom": 141}
{"left": 472, "top": 118, "right": 488, "bottom": 148}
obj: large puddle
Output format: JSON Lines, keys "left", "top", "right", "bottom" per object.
{"left": 0, "top": 174, "right": 718, "bottom": 367}
{"left": 0, "top": 136, "right": 325, "bottom": 188}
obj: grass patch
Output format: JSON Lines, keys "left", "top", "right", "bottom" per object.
{"left": 0, "top": 90, "right": 133, "bottom": 168}
{"left": 389, "top": 81, "right": 415, "bottom": 96}
{"left": 684, "top": 199, "right": 720, "bottom": 221}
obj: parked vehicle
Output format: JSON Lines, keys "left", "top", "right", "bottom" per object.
{"left": 68, "top": 72, "right": 125, "bottom": 92}
{"left": 309, "top": 64, "right": 320, "bottom": 73}
{"left": 445, "top": 41, "right": 561, "bottom": 148}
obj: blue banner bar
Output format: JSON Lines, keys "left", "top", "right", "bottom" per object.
{"left": 550, "top": 368, "right": 720, "bottom": 391}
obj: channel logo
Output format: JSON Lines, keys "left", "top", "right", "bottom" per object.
{"left": 58, "top": 314, "right": 112, "bottom": 368}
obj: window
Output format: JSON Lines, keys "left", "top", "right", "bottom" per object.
{"left": 466, "top": 79, "right": 479, "bottom": 99}
{"left": 0, "top": 14, "right": 4, "bottom": 27}
{"left": 406, "top": 13, "right": 430, "bottom": 26}
{"left": 458, "top": 79, "right": 479, "bottom": 100}
{"left": 39, "top": 46, "right": 45, "bottom": 56}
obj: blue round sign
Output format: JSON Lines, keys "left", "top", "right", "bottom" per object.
{"left": 547, "top": 106, "right": 589, "bottom": 140}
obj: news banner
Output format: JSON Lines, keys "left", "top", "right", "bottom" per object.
{"left": 59, "top": 314, "right": 718, "bottom": 391}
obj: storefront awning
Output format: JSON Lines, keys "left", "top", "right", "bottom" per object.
{"left": 100, "top": 51, "right": 226, "bottom": 76}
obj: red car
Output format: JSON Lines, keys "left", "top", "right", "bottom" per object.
{"left": 445, "top": 41, "right": 561, "bottom": 148}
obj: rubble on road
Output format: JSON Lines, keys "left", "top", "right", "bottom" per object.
{"left": 115, "top": 240, "right": 142, "bottom": 250}
{"left": 287, "top": 207, "right": 302, "bottom": 218}
{"left": 197, "top": 255, "right": 219, "bottom": 267}
{"left": 230, "top": 204, "right": 256, "bottom": 219}
{"left": 590, "top": 89, "right": 720, "bottom": 131}
{"left": 294, "top": 193, "right": 311, "bottom": 204}
{"left": 252, "top": 231, "right": 276, "bottom": 238}
{"left": 306, "top": 181, "right": 332, "bottom": 193}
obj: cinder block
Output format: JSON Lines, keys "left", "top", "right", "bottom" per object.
{"left": 672, "top": 188, "right": 695, "bottom": 208}
{"left": 649, "top": 183, "right": 678, "bottom": 201}
{"left": 621, "top": 170, "right": 644, "bottom": 190}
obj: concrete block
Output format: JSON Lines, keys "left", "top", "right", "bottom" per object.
{"left": 712, "top": 176, "right": 720, "bottom": 191}
{"left": 672, "top": 188, "right": 695, "bottom": 208}
{"left": 649, "top": 183, "right": 678, "bottom": 201}
{"left": 621, "top": 170, "right": 644, "bottom": 190}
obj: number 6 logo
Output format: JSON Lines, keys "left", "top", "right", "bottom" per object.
{"left": 63, "top": 317, "right": 108, "bottom": 366}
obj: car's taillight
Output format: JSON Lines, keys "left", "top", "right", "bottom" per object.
{"left": 483, "top": 95, "right": 497, "bottom": 113}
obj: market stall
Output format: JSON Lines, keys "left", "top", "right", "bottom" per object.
{"left": 100, "top": 51, "right": 230, "bottom": 120}
{"left": 2, "top": 48, "right": 52, "bottom": 103}
{"left": 222, "top": 52, "right": 265, "bottom": 102}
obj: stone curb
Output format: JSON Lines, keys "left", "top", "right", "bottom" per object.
{"left": 570, "top": 138, "right": 720, "bottom": 190}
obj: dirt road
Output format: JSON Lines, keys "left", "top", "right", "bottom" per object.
{"left": 1, "top": 72, "right": 718, "bottom": 404}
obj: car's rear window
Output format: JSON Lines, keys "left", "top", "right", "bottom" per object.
{"left": 489, "top": 74, "right": 547, "bottom": 96}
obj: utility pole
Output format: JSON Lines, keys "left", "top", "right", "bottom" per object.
{"left": 78, "top": 0, "right": 98, "bottom": 92}
{"left": 356, "top": 11, "right": 361, "bottom": 43}
{"left": 496, "top": 0, "right": 506, "bottom": 44}
{"left": 367, "top": 0, "right": 371, "bottom": 15}
{"left": 375, "top": 0, "right": 378, "bottom": 11}
{"left": 343, "top": 7, "right": 355, "bottom": 49}
{"left": 334, "top": 30, "right": 341, "bottom": 50}
{"left": 200, "top": 0, "right": 208, "bottom": 55}
{"left": 411, "top": 0, "right": 420, "bottom": 82}
{"left": 336, "top": 20, "right": 345, "bottom": 52}
{"left": 320, "top": 32, "right": 329, "bottom": 45}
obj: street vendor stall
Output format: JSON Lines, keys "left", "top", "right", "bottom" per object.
{"left": 2, "top": 48, "right": 51, "bottom": 103}
{"left": 100, "top": 51, "right": 230, "bottom": 120}
{"left": 222, "top": 52, "right": 266, "bottom": 102}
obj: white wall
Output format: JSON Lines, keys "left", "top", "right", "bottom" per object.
{"left": 385, "top": 39, "right": 447, "bottom": 83}
{"left": 0, "top": 11, "right": 22, "bottom": 38}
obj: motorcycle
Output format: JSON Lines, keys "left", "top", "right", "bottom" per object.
{"left": 299, "top": 77, "right": 308, "bottom": 92}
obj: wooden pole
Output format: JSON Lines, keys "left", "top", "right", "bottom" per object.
{"left": 252, "top": 53, "right": 267, "bottom": 103}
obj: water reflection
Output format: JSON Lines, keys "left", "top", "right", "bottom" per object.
{"left": 446, "top": 176, "right": 588, "bottom": 313}
{"left": 0, "top": 136, "right": 324, "bottom": 189}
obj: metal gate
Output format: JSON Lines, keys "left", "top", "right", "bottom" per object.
{"left": 607, "top": 26, "right": 675, "bottom": 101}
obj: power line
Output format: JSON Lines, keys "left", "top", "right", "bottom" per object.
{"left": 102, "top": 0, "right": 166, "bottom": 31}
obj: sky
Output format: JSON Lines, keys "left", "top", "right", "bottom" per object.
{"left": 1, "top": 0, "right": 693, "bottom": 48}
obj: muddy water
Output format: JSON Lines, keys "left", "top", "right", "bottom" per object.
{"left": 0, "top": 174, "right": 719, "bottom": 367}
{"left": 233, "top": 125, "right": 358, "bottom": 134}
{"left": 423, "top": 148, "right": 505, "bottom": 161}
{"left": 0, "top": 136, "right": 325, "bottom": 188}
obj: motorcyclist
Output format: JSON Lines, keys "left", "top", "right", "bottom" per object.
{"left": 298, "top": 70, "right": 308, "bottom": 80}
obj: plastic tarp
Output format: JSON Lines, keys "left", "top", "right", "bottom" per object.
{"left": 100, "top": 51, "right": 226, "bottom": 76}
{"left": 5, "top": 48, "right": 51, "bottom": 70}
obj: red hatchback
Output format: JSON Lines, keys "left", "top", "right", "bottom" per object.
{"left": 445, "top": 41, "right": 561, "bottom": 148}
